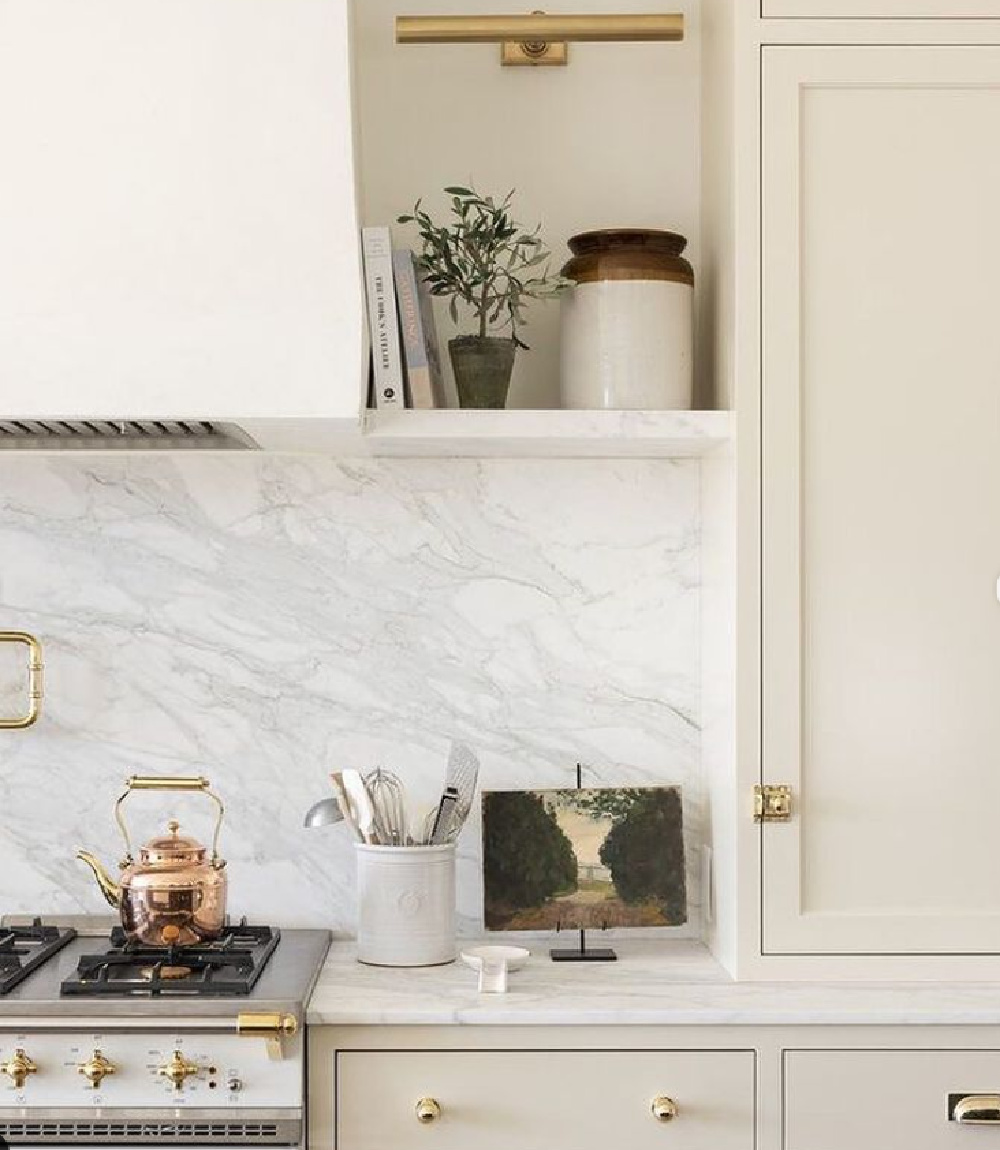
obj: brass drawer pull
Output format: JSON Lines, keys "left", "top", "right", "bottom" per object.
{"left": 0, "top": 632, "right": 43, "bottom": 730}
{"left": 415, "top": 1098, "right": 442, "bottom": 1124}
{"left": 952, "top": 1094, "right": 1000, "bottom": 1124}
{"left": 651, "top": 1095, "right": 679, "bottom": 1122}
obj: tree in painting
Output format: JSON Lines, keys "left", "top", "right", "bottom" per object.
{"left": 599, "top": 788, "right": 686, "bottom": 923}
{"left": 483, "top": 791, "right": 578, "bottom": 917}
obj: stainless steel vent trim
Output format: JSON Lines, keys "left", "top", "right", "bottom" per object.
{"left": 0, "top": 1117, "right": 300, "bottom": 1146}
{"left": 0, "top": 421, "right": 259, "bottom": 451}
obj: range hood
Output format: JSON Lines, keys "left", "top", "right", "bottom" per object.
{"left": 0, "top": 0, "right": 366, "bottom": 454}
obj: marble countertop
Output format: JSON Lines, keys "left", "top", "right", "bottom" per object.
{"left": 307, "top": 939, "right": 1000, "bottom": 1027}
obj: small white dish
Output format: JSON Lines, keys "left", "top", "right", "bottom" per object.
{"left": 460, "top": 945, "right": 530, "bottom": 994}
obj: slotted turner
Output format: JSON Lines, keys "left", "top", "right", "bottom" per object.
{"left": 443, "top": 742, "right": 480, "bottom": 842}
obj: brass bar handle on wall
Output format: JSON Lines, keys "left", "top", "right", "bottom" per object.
{"left": 395, "top": 13, "right": 684, "bottom": 43}
{"left": 952, "top": 1095, "right": 1000, "bottom": 1124}
{"left": 114, "top": 775, "right": 225, "bottom": 866}
{"left": 0, "top": 632, "right": 43, "bottom": 730}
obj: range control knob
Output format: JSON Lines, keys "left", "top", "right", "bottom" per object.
{"left": 79, "top": 1050, "right": 117, "bottom": 1089}
{"left": 227, "top": 1078, "right": 243, "bottom": 1093}
{"left": 1, "top": 1048, "right": 37, "bottom": 1089}
{"left": 158, "top": 1050, "right": 203, "bottom": 1091}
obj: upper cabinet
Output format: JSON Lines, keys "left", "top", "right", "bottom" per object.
{"left": 760, "top": 44, "right": 1000, "bottom": 955}
{"left": 765, "top": 0, "right": 1000, "bottom": 14}
{"left": 0, "top": 0, "right": 365, "bottom": 445}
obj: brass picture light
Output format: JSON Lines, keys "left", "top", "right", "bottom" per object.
{"left": 395, "top": 11, "right": 684, "bottom": 67}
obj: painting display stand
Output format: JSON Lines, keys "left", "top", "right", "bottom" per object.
{"left": 549, "top": 765, "right": 618, "bottom": 963}
{"left": 550, "top": 927, "right": 617, "bottom": 963}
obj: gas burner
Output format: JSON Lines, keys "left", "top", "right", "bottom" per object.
{"left": 60, "top": 922, "right": 280, "bottom": 997}
{"left": 0, "top": 918, "right": 78, "bottom": 995}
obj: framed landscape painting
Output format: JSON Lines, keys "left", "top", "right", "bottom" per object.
{"left": 482, "top": 786, "right": 687, "bottom": 932}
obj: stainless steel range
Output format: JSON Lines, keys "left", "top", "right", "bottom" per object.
{"left": 0, "top": 917, "right": 330, "bottom": 1149}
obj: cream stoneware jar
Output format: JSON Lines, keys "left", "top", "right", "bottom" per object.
{"left": 559, "top": 229, "right": 694, "bottom": 410}
{"left": 355, "top": 843, "right": 456, "bottom": 967}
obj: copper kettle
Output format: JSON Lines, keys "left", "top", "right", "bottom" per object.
{"left": 77, "top": 775, "right": 227, "bottom": 947}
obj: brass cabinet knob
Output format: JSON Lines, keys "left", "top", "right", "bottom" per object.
{"left": 415, "top": 1097, "right": 442, "bottom": 1124}
{"left": 1, "top": 1048, "right": 38, "bottom": 1089}
{"left": 651, "top": 1095, "right": 679, "bottom": 1122}
{"left": 79, "top": 1050, "right": 117, "bottom": 1089}
{"left": 158, "top": 1050, "right": 203, "bottom": 1090}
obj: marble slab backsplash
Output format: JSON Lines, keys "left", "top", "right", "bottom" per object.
{"left": 0, "top": 455, "right": 701, "bottom": 937}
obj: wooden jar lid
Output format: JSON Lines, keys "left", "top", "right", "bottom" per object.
{"left": 563, "top": 229, "right": 694, "bottom": 286}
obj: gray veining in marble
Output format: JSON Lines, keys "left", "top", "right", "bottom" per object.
{"left": 0, "top": 455, "right": 701, "bottom": 934}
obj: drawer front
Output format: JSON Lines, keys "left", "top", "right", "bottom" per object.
{"left": 337, "top": 1050, "right": 754, "bottom": 1150}
{"left": 764, "top": 1, "right": 1000, "bottom": 15}
{"left": 785, "top": 1050, "right": 1000, "bottom": 1149}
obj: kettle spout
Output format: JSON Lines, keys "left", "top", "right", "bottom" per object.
{"left": 76, "top": 850, "right": 122, "bottom": 909}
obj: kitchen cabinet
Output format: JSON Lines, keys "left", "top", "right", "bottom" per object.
{"left": 764, "top": 0, "right": 1000, "bottom": 16}
{"left": 760, "top": 45, "right": 1000, "bottom": 955}
{"left": 0, "top": 0, "right": 365, "bottom": 442}
{"left": 784, "top": 1049, "right": 1000, "bottom": 1148}
{"left": 335, "top": 1049, "right": 754, "bottom": 1150}
{"left": 308, "top": 1010, "right": 1000, "bottom": 1150}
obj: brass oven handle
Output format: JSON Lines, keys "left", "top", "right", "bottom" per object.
{"left": 0, "top": 632, "right": 43, "bottom": 730}
{"left": 114, "top": 776, "right": 225, "bottom": 866}
{"left": 953, "top": 1095, "right": 1000, "bottom": 1124}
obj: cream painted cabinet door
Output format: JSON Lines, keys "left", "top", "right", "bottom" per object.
{"left": 764, "top": 1, "right": 1000, "bottom": 16}
{"left": 762, "top": 46, "right": 1000, "bottom": 954}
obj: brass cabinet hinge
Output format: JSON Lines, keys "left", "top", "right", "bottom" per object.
{"left": 754, "top": 785, "right": 792, "bottom": 823}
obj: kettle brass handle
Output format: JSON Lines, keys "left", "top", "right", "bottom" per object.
{"left": 0, "top": 632, "right": 43, "bottom": 730}
{"left": 115, "top": 775, "right": 225, "bottom": 866}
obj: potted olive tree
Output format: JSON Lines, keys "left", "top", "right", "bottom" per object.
{"left": 399, "top": 186, "right": 569, "bottom": 409}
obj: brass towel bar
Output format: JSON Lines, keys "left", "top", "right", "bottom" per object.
{"left": 395, "top": 12, "right": 684, "bottom": 67}
{"left": 0, "top": 632, "right": 43, "bottom": 730}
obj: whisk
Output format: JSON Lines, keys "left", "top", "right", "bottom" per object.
{"left": 365, "top": 768, "right": 408, "bottom": 846}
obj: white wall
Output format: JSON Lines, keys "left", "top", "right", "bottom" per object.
{"left": 354, "top": 0, "right": 703, "bottom": 408}
{"left": 0, "top": 456, "right": 703, "bottom": 936}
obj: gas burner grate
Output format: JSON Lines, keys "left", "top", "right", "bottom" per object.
{"left": 60, "top": 923, "right": 280, "bottom": 997}
{"left": 0, "top": 918, "right": 77, "bottom": 996}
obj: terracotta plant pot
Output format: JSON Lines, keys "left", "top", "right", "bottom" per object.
{"left": 448, "top": 336, "right": 517, "bottom": 409}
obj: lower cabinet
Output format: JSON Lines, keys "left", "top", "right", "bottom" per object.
{"left": 310, "top": 1026, "right": 1000, "bottom": 1150}
{"left": 335, "top": 1050, "right": 755, "bottom": 1150}
{"left": 784, "top": 1049, "right": 1000, "bottom": 1149}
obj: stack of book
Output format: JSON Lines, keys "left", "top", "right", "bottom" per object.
{"left": 362, "top": 226, "right": 446, "bottom": 411}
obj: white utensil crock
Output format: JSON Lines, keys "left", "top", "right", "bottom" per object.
{"left": 355, "top": 844, "right": 456, "bottom": 967}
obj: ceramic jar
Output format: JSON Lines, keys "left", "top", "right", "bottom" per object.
{"left": 355, "top": 844, "right": 456, "bottom": 967}
{"left": 559, "top": 229, "right": 694, "bottom": 410}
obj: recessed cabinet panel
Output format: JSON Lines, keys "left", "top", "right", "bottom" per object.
{"left": 337, "top": 1050, "right": 755, "bottom": 1150}
{"left": 0, "top": 0, "right": 364, "bottom": 422}
{"left": 785, "top": 1050, "right": 1000, "bottom": 1149}
{"left": 762, "top": 47, "right": 1000, "bottom": 953}
{"left": 765, "top": 0, "right": 1000, "bottom": 16}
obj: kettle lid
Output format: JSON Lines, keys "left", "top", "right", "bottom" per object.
{"left": 139, "top": 820, "right": 207, "bottom": 865}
